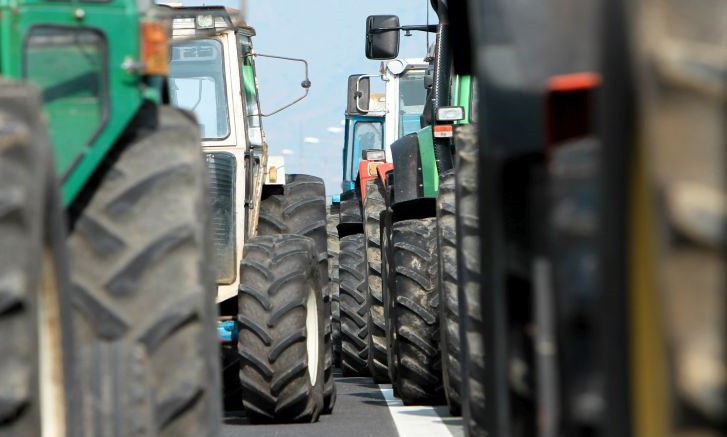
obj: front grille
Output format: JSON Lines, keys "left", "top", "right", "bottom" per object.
{"left": 205, "top": 152, "right": 236, "bottom": 284}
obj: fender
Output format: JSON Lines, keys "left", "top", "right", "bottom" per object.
{"left": 357, "top": 158, "right": 385, "bottom": 200}
{"left": 376, "top": 162, "right": 394, "bottom": 187}
{"left": 390, "top": 133, "right": 436, "bottom": 220}
{"left": 337, "top": 189, "right": 363, "bottom": 237}
{"left": 416, "top": 125, "right": 439, "bottom": 198}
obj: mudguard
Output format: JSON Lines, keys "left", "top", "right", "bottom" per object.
{"left": 338, "top": 189, "right": 363, "bottom": 237}
{"left": 390, "top": 133, "right": 436, "bottom": 220}
{"left": 390, "top": 133, "right": 422, "bottom": 206}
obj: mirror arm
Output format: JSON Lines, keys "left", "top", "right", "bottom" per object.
{"left": 370, "top": 24, "right": 437, "bottom": 34}
{"left": 254, "top": 52, "right": 312, "bottom": 117}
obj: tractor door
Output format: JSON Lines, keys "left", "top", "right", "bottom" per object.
{"left": 342, "top": 116, "right": 384, "bottom": 192}
{"left": 2, "top": 0, "right": 146, "bottom": 205}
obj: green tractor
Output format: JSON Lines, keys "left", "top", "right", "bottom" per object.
{"left": 353, "top": 6, "right": 478, "bottom": 411}
{"left": 166, "top": 7, "right": 335, "bottom": 423}
{"left": 335, "top": 59, "right": 429, "bottom": 378}
{"left": 452, "top": 0, "right": 726, "bottom": 435}
{"left": 0, "top": 0, "right": 222, "bottom": 435}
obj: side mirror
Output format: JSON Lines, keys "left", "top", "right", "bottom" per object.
{"left": 366, "top": 15, "right": 400, "bottom": 60}
{"left": 347, "top": 74, "right": 370, "bottom": 115}
{"left": 254, "top": 53, "right": 311, "bottom": 117}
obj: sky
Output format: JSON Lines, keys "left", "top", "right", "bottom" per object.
{"left": 245, "top": 1, "right": 435, "bottom": 199}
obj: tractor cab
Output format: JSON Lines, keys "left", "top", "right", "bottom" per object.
{"left": 167, "top": 7, "right": 268, "bottom": 302}
{"left": 166, "top": 6, "right": 310, "bottom": 303}
{"left": 166, "top": 6, "right": 334, "bottom": 423}
{"left": 341, "top": 112, "right": 385, "bottom": 192}
{"left": 340, "top": 58, "right": 428, "bottom": 204}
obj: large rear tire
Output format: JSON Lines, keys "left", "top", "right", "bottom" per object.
{"left": 66, "top": 106, "right": 221, "bottom": 436}
{"left": 391, "top": 218, "right": 445, "bottom": 405}
{"left": 258, "top": 174, "right": 335, "bottom": 413}
{"left": 237, "top": 235, "right": 325, "bottom": 423}
{"left": 456, "top": 125, "right": 486, "bottom": 436}
{"left": 338, "top": 234, "right": 369, "bottom": 375}
{"left": 364, "top": 179, "right": 389, "bottom": 383}
{"left": 437, "top": 170, "right": 462, "bottom": 415}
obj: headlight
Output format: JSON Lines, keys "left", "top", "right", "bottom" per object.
{"left": 196, "top": 15, "right": 215, "bottom": 29}
{"left": 387, "top": 59, "right": 407, "bottom": 75}
{"left": 436, "top": 106, "right": 465, "bottom": 122}
{"left": 362, "top": 149, "right": 386, "bottom": 162}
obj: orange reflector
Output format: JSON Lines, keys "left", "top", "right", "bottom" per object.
{"left": 367, "top": 161, "right": 379, "bottom": 176}
{"left": 141, "top": 21, "right": 169, "bottom": 76}
{"left": 269, "top": 166, "right": 278, "bottom": 183}
{"left": 433, "top": 124, "right": 454, "bottom": 138}
{"left": 547, "top": 72, "right": 601, "bottom": 92}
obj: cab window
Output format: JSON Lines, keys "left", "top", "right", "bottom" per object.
{"left": 398, "top": 69, "right": 426, "bottom": 138}
{"left": 169, "top": 39, "right": 230, "bottom": 140}
{"left": 347, "top": 120, "right": 383, "bottom": 182}
{"left": 25, "top": 26, "right": 107, "bottom": 171}
{"left": 239, "top": 36, "right": 262, "bottom": 145}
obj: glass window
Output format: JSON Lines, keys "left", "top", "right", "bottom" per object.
{"left": 25, "top": 27, "right": 106, "bottom": 153}
{"left": 348, "top": 120, "right": 383, "bottom": 181}
{"left": 398, "top": 69, "right": 427, "bottom": 138}
{"left": 239, "top": 36, "right": 260, "bottom": 123}
{"left": 169, "top": 39, "right": 230, "bottom": 140}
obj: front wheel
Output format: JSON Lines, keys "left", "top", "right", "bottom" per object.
{"left": 237, "top": 235, "right": 325, "bottom": 423}
{"left": 258, "top": 174, "right": 335, "bottom": 413}
{"left": 391, "top": 218, "right": 444, "bottom": 405}
{"left": 456, "top": 125, "right": 486, "bottom": 436}
{"left": 67, "top": 105, "right": 221, "bottom": 435}
{"left": 0, "top": 84, "right": 73, "bottom": 436}
{"left": 437, "top": 170, "right": 462, "bottom": 415}
{"left": 364, "top": 179, "right": 388, "bottom": 382}
{"left": 339, "top": 234, "right": 369, "bottom": 375}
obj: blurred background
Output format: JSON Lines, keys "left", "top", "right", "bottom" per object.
{"left": 247, "top": 0, "right": 434, "bottom": 199}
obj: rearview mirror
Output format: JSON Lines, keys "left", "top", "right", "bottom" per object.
{"left": 366, "top": 15, "right": 400, "bottom": 60}
{"left": 347, "top": 74, "right": 370, "bottom": 115}
{"left": 254, "top": 53, "right": 311, "bottom": 117}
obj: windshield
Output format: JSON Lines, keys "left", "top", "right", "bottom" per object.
{"left": 398, "top": 69, "right": 426, "bottom": 138}
{"left": 345, "top": 120, "right": 383, "bottom": 185}
{"left": 169, "top": 39, "right": 230, "bottom": 140}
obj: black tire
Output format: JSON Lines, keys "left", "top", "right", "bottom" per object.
{"left": 0, "top": 84, "right": 73, "bottom": 436}
{"left": 258, "top": 174, "right": 335, "bottom": 413}
{"left": 437, "top": 170, "right": 462, "bottom": 415}
{"left": 338, "top": 234, "right": 369, "bottom": 375}
{"left": 455, "top": 125, "right": 486, "bottom": 437}
{"left": 237, "top": 235, "right": 325, "bottom": 423}
{"left": 391, "top": 218, "right": 445, "bottom": 405}
{"left": 66, "top": 106, "right": 221, "bottom": 436}
{"left": 364, "top": 179, "right": 389, "bottom": 383}
{"left": 327, "top": 204, "right": 341, "bottom": 368}
{"left": 381, "top": 197, "right": 400, "bottom": 390}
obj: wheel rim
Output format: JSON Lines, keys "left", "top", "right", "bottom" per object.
{"left": 306, "top": 285, "right": 319, "bottom": 386}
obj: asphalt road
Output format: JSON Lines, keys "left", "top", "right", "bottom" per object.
{"left": 221, "top": 373, "right": 464, "bottom": 437}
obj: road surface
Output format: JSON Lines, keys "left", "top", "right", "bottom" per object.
{"left": 222, "top": 373, "right": 464, "bottom": 437}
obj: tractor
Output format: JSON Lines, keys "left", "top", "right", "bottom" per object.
{"left": 165, "top": 7, "right": 335, "bottom": 423}
{"left": 333, "top": 56, "right": 430, "bottom": 378}
{"left": 454, "top": 0, "right": 725, "bottom": 435}
{"left": 355, "top": 6, "right": 479, "bottom": 414}
{"left": 0, "top": 0, "right": 223, "bottom": 435}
